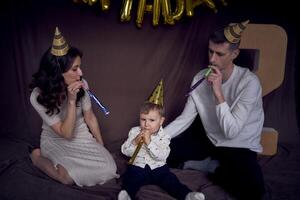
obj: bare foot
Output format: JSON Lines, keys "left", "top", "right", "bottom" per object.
{"left": 30, "top": 148, "right": 41, "bottom": 165}
{"left": 57, "top": 164, "right": 74, "bottom": 185}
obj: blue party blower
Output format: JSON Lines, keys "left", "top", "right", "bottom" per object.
{"left": 86, "top": 89, "right": 110, "bottom": 115}
{"left": 81, "top": 77, "right": 110, "bottom": 116}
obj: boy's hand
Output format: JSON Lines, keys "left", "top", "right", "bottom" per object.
{"left": 133, "top": 133, "right": 143, "bottom": 145}
{"left": 141, "top": 130, "right": 151, "bottom": 145}
{"left": 132, "top": 129, "right": 151, "bottom": 145}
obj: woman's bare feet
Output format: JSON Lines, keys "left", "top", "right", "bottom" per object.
{"left": 29, "top": 148, "right": 74, "bottom": 185}
{"left": 56, "top": 164, "right": 74, "bottom": 185}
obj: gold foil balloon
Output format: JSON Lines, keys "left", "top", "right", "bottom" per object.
{"left": 136, "top": 0, "right": 174, "bottom": 27}
{"left": 162, "top": 0, "right": 174, "bottom": 25}
{"left": 152, "top": 0, "right": 160, "bottom": 26}
{"left": 186, "top": 0, "right": 200, "bottom": 17}
{"left": 91, "top": 0, "right": 98, "bottom": 6}
{"left": 171, "top": 0, "right": 184, "bottom": 21}
{"left": 136, "top": 0, "right": 146, "bottom": 28}
{"left": 136, "top": 0, "right": 184, "bottom": 27}
{"left": 162, "top": 0, "right": 185, "bottom": 24}
{"left": 120, "top": 0, "right": 133, "bottom": 21}
{"left": 73, "top": 0, "right": 88, "bottom": 4}
{"left": 100, "top": 0, "right": 110, "bottom": 11}
{"left": 136, "top": 0, "right": 160, "bottom": 27}
{"left": 83, "top": 0, "right": 97, "bottom": 6}
{"left": 186, "top": 0, "right": 218, "bottom": 17}
{"left": 73, "top": 0, "right": 227, "bottom": 28}
{"left": 74, "top": 0, "right": 110, "bottom": 11}
{"left": 203, "top": 0, "right": 217, "bottom": 13}
{"left": 152, "top": 0, "right": 172, "bottom": 27}
{"left": 145, "top": 4, "right": 153, "bottom": 12}
{"left": 220, "top": 0, "right": 227, "bottom": 6}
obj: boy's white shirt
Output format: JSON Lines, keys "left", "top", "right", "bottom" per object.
{"left": 121, "top": 126, "right": 171, "bottom": 169}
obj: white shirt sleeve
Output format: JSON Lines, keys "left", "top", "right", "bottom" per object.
{"left": 121, "top": 127, "right": 140, "bottom": 157}
{"left": 164, "top": 95, "right": 198, "bottom": 138}
{"left": 216, "top": 77, "right": 263, "bottom": 139}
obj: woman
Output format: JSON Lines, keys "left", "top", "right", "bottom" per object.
{"left": 29, "top": 27, "right": 119, "bottom": 186}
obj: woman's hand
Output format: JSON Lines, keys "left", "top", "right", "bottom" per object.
{"left": 67, "top": 81, "right": 84, "bottom": 103}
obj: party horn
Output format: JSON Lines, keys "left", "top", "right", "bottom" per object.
{"left": 86, "top": 89, "right": 110, "bottom": 115}
{"left": 186, "top": 67, "right": 212, "bottom": 96}
{"left": 128, "top": 139, "right": 143, "bottom": 165}
{"left": 81, "top": 77, "right": 110, "bottom": 115}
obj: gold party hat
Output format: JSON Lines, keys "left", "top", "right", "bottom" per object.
{"left": 50, "top": 27, "right": 70, "bottom": 56}
{"left": 148, "top": 80, "right": 163, "bottom": 106}
{"left": 224, "top": 20, "right": 249, "bottom": 43}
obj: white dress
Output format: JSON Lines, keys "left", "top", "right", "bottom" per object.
{"left": 30, "top": 87, "right": 119, "bottom": 186}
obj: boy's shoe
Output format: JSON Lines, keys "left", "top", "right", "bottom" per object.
{"left": 118, "top": 190, "right": 131, "bottom": 200}
{"left": 185, "top": 192, "right": 205, "bottom": 200}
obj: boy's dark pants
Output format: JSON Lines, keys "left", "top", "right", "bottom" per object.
{"left": 122, "top": 164, "right": 191, "bottom": 200}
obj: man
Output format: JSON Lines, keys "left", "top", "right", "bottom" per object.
{"left": 164, "top": 20, "right": 265, "bottom": 200}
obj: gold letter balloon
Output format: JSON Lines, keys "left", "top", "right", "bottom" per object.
{"left": 73, "top": 0, "right": 226, "bottom": 28}
{"left": 73, "top": 0, "right": 110, "bottom": 11}
{"left": 100, "top": 0, "right": 110, "bottom": 11}
{"left": 120, "top": 0, "right": 133, "bottom": 21}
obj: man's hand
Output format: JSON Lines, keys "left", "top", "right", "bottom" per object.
{"left": 207, "top": 65, "right": 225, "bottom": 104}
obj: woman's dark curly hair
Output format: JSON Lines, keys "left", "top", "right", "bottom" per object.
{"left": 30, "top": 46, "right": 84, "bottom": 116}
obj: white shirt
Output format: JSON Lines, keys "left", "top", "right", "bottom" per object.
{"left": 121, "top": 126, "right": 171, "bottom": 169}
{"left": 164, "top": 65, "right": 264, "bottom": 153}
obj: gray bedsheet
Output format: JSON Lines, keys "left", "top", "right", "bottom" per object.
{"left": 0, "top": 138, "right": 299, "bottom": 200}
